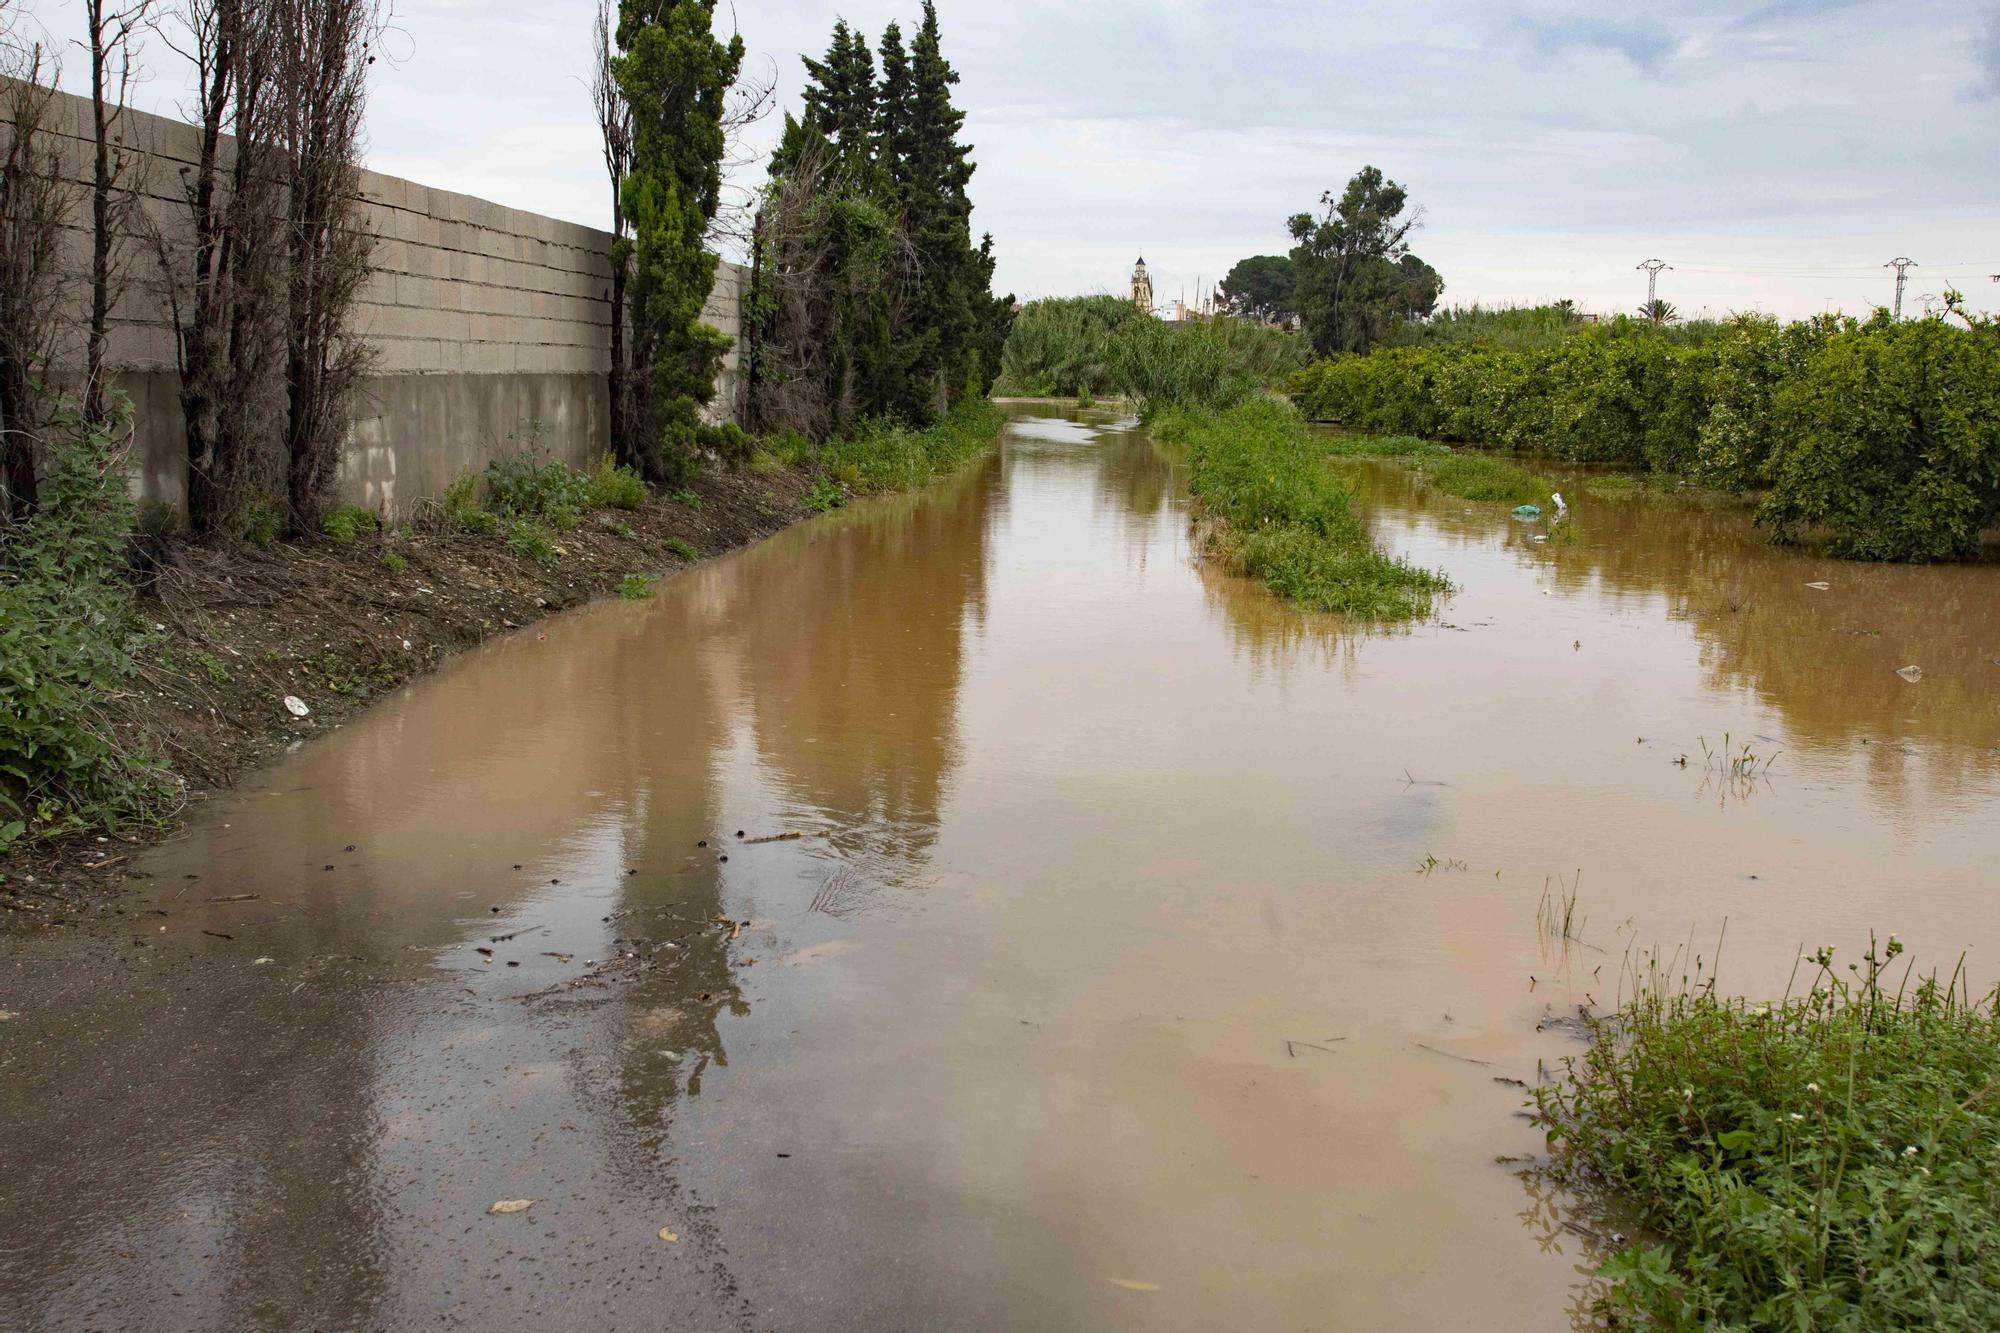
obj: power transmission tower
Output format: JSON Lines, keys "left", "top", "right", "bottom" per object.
{"left": 1637, "top": 258, "right": 1671, "bottom": 316}
{"left": 1884, "top": 257, "right": 1916, "bottom": 318}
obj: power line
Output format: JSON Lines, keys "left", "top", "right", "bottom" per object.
{"left": 1884, "top": 257, "right": 1917, "bottom": 319}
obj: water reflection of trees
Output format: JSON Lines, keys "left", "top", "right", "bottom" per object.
{"left": 1349, "top": 458, "right": 2000, "bottom": 802}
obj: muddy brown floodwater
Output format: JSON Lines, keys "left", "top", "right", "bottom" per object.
{"left": 4, "top": 405, "right": 1999, "bottom": 1331}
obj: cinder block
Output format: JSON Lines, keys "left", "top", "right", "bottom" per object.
{"left": 358, "top": 172, "right": 405, "bottom": 209}
{"left": 357, "top": 270, "right": 399, "bottom": 307}
{"left": 395, "top": 210, "right": 443, "bottom": 247}
{"left": 371, "top": 237, "right": 411, "bottom": 274}
{"left": 461, "top": 342, "right": 518, "bottom": 374}
{"left": 371, "top": 338, "right": 447, "bottom": 374}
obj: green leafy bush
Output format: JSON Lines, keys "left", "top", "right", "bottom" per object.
{"left": 1536, "top": 938, "right": 2000, "bottom": 1330}
{"left": 584, "top": 455, "right": 648, "bottom": 510}
{"left": 379, "top": 550, "right": 409, "bottom": 574}
{"left": 0, "top": 407, "right": 172, "bottom": 845}
{"left": 1181, "top": 396, "right": 1449, "bottom": 617}
{"left": 1759, "top": 315, "right": 2000, "bottom": 560}
{"left": 485, "top": 450, "right": 590, "bottom": 531}
{"left": 616, "top": 573, "right": 656, "bottom": 599}
{"left": 236, "top": 498, "right": 278, "bottom": 547}
{"left": 438, "top": 471, "right": 497, "bottom": 533}
{"left": 319, "top": 503, "right": 379, "bottom": 543}
{"left": 504, "top": 519, "right": 558, "bottom": 564}
{"left": 665, "top": 537, "right": 697, "bottom": 561}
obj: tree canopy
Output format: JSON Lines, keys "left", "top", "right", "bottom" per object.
{"left": 752, "top": 3, "right": 1010, "bottom": 437}
{"left": 1218, "top": 255, "right": 1296, "bottom": 324}
{"left": 1286, "top": 166, "right": 1443, "bottom": 355}
{"left": 613, "top": 0, "right": 745, "bottom": 480}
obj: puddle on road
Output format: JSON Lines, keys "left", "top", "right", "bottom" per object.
{"left": 4, "top": 406, "right": 1997, "bottom": 1330}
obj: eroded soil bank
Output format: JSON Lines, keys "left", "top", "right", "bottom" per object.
{"left": 0, "top": 463, "right": 813, "bottom": 924}
{"left": 2, "top": 405, "right": 1997, "bottom": 1330}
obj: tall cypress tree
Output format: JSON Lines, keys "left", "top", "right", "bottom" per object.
{"left": 800, "top": 21, "right": 876, "bottom": 172}
{"left": 613, "top": 0, "right": 744, "bottom": 481}
{"left": 873, "top": 23, "right": 913, "bottom": 191}
{"left": 751, "top": 4, "right": 999, "bottom": 435}
{"left": 898, "top": 2, "right": 979, "bottom": 415}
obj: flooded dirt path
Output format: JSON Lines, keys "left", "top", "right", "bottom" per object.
{"left": 4, "top": 406, "right": 1998, "bottom": 1330}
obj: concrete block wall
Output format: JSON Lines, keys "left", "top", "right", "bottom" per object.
{"left": 5, "top": 82, "right": 745, "bottom": 517}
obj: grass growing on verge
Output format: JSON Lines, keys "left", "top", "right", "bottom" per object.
{"left": 1419, "top": 454, "right": 1552, "bottom": 507}
{"left": 1317, "top": 432, "right": 1555, "bottom": 507}
{"left": 1534, "top": 937, "right": 2000, "bottom": 1331}
{"left": 1319, "top": 432, "right": 1449, "bottom": 461}
{"left": 813, "top": 398, "right": 1005, "bottom": 502}
{"left": 1175, "top": 397, "right": 1450, "bottom": 618}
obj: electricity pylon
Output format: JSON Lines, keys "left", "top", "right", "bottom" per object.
{"left": 1884, "top": 257, "right": 1917, "bottom": 319}
{"left": 1637, "top": 258, "right": 1671, "bottom": 312}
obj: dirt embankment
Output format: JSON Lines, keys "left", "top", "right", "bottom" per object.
{"left": 0, "top": 465, "right": 815, "bottom": 927}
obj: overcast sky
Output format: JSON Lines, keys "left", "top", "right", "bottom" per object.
{"left": 27, "top": 0, "right": 2000, "bottom": 319}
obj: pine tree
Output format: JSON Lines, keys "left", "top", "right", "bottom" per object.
{"left": 613, "top": 0, "right": 744, "bottom": 481}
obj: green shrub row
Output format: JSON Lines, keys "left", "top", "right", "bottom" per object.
{"left": 1289, "top": 311, "right": 2000, "bottom": 561}
{"left": 1170, "top": 397, "right": 1449, "bottom": 618}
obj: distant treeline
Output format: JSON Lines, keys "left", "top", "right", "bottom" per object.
{"left": 1291, "top": 302, "right": 2000, "bottom": 561}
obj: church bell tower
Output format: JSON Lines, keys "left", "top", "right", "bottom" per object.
{"left": 1130, "top": 256, "right": 1154, "bottom": 313}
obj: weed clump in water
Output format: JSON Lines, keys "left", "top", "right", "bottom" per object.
{"left": 1418, "top": 453, "right": 1551, "bottom": 507}
{"left": 1316, "top": 432, "right": 1553, "bottom": 507}
{"left": 1179, "top": 397, "right": 1449, "bottom": 619}
{"left": 1534, "top": 936, "right": 2000, "bottom": 1330}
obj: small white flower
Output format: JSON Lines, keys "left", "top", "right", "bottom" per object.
{"left": 1682, "top": 1086, "right": 1695, "bottom": 1101}
{"left": 1806, "top": 1082, "right": 1820, "bottom": 1093}
{"left": 1903, "top": 1145, "right": 1919, "bottom": 1158}
{"left": 1789, "top": 1113, "right": 1805, "bottom": 1122}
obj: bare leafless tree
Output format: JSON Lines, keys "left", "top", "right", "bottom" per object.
{"left": 0, "top": 25, "right": 74, "bottom": 518}
{"left": 270, "top": 0, "right": 378, "bottom": 531}
{"left": 749, "top": 140, "right": 916, "bottom": 442}
{"left": 591, "top": 0, "right": 638, "bottom": 469}
{"left": 164, "top": 0, "right": 287, "bottom": 532}
{"left": 709, "top": 51, "right": 775, "bottom": 256}
{"left": 80, "top": 0, "right": 153, "bottom": 423}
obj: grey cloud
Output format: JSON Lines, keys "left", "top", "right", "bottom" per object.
{"left": 1724, "top": 0, "right": 1873, "bottom": 32}
{"left": 1976, "top": 6, "right": 2000, "bottom": 97}
{"left": 1513, "top": 15, "right": 1679, "bottom": 73}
